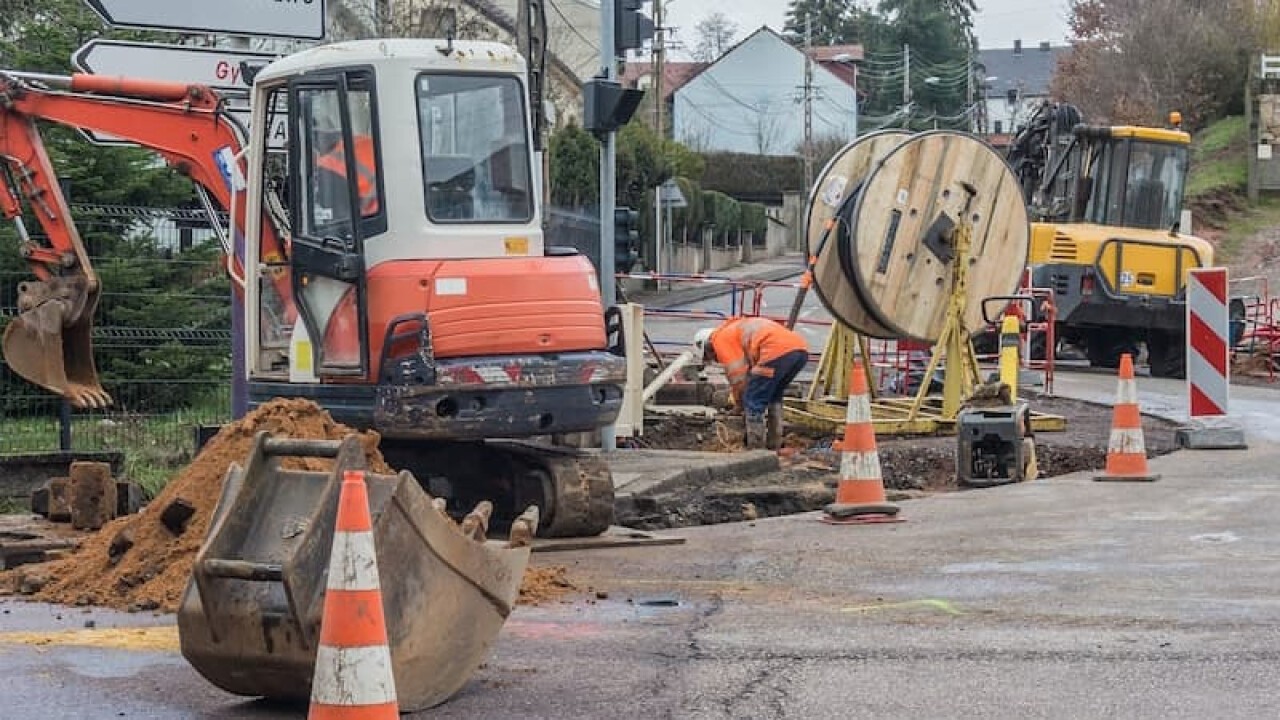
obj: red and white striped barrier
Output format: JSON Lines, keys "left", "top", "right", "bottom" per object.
{"left": 1187, "top": 267, "right": 1230, "bottom": 418}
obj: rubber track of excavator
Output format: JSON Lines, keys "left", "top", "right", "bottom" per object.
{"left": 491, "top": 440, "right": 615, "bottom": 537}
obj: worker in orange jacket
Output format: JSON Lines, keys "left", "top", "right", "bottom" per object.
{"left": 315, "top": 134, "right": 380, "bottom": 217}
{"left": 694, "top": 317, "right": 809, "bottom": 449}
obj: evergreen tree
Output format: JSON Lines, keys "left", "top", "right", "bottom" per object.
{"left": 0, "top": 0, "right": 223, "bottom": 413}
{"left": 783, "top": 0, "right": 856, "bottom": 46}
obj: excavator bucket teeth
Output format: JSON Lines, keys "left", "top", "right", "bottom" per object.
{"left": 1, "top": 282, "right": 110, "bottom": 408}
{"left": 177, "top": 432, "right": 535, "bottom": 712}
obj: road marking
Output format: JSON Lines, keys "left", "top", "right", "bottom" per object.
{"left": 840, "top": 598, "right": 963, "bottom": 616}
{"left": 1189, "top": 532, "right": 1240, "bottom": 544}
{"left": 0, "top": 625, "right": 179, "bottom": 652}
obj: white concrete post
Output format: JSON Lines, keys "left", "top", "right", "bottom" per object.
{"left": 615, "top": 303, "right": 646, "bottom": 438}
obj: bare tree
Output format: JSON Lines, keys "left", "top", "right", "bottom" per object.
{"left": 1052, "top": 0, "right": 1251, "bottom": 128}
{"left": 753, "top": 103, "right": 786, "bottom": 155}
{"left": 692, "top": 12, "right": 739, "bottom": 62}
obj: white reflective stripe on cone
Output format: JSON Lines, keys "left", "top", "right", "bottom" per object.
{"left": 1115, "top": 379, "right": 1137, "bottom": 405}
{"left": 845, "top": 396, "right": 871, "bottom": 424}
{"left": 1107, "top": 428, "right": 1146, "bottom": 455}
{"left": 840, "top": 451, "right": 883, "bottom": 481}
{"left": 327, "top": 531, "right": 381, "bottom": 592}
{"left": 310, "top": 645, "right": 398, "bottom": 706}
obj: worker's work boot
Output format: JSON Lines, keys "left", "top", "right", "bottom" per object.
{"left": 765, "top": 402, "right": 783, "bottom": 450}
{"left": 744, "top": 414, "right": 766, "bottom": 449}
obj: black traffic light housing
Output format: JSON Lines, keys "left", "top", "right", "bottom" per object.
{"left": 614, "top": 206, "right": 640, "bottom": 274}
{"left": 584, "top": 78, "right": 645, "bottom": 138}
{"left": 616, "top": 0, "right": 655, "bottom": 53}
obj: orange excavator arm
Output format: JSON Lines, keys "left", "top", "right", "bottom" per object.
{"left": 0, "top": 71, "right": 294, "bottom": 408}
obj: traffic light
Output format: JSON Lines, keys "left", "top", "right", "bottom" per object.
{"left": 583, "top": 78, "right": 644, "bottom": 138}
{"left": 616, "top": 0, "right": 655, "bottom": 54}
{"left": 614, "top": 206, "right": 640, "bottom": 274}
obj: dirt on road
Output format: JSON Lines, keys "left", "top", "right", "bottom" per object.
{"left": 1, "top": 399, "right": 579, "bottom": 612}
{"left": 1, "top": 399, "right": 391, "bottom": 612}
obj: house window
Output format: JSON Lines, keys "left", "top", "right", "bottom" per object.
{"left": 994, "top": 120, "right": 1003, "bottom": 134}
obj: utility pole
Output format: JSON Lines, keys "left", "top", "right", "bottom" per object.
{"left": 803, "top": 15, "right": 813, "bottom": 194}
{"left": 965, "top": 43, "right": 974, "bottom": 133}
{"left": 903, "top": 43, "right": 911, "bottom": 108}
{"left": 600, "top": 0, "right": 618, "bottom": 451}
{"left": 653, "top": 0, "right": 665, "bottom": 277}
{"left": 653, "top": 0, "right": 664, "bottom": 135}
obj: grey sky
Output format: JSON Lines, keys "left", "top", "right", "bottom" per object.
{"left": 661, "top": 0, "right": 1072, "bottom": 59}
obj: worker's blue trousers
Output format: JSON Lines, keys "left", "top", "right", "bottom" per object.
{"left": 743, "top": 349, "right": 808, "bottom": 420}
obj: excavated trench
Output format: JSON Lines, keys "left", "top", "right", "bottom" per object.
{"left": 617, "top": 395, "right": 1181, "bottom": 530}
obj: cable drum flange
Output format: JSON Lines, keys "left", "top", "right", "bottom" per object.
{"left": 805, "top": 130, "right": 911, "bottom": 338}
{"left": 808, "top": 130, "right": 1030, "bottom": 343}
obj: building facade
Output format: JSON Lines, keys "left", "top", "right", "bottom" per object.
{"left": 979, "top": 40, "right": 1066, "bottom": 138}
{"left": 671, "top": 28, "right": 860, "bottom": 156}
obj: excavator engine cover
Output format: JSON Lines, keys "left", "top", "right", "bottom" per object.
{"left": 177, "top": 432, "right": 534, "bottom": 712}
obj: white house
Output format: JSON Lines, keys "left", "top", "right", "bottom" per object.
{"left": 672, "top": 28, "right": 860, "bottom": 156}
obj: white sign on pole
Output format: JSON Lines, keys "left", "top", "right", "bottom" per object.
{"left": 73, "top": 40, "right": 288, "bottom": 149}
{"left": 73, "top": 40, "right": 277, "bottom": 94}
{"left": 659, "top": 178, "right": 687, "bottom": 208}
{"left": 85, "top": 0, "right": 326, "bottom": 40}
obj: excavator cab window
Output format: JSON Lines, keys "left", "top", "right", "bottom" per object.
{"left": 415, "top": 73, "right": 533, "bottom": 223}
{"left": 295, "top": 75, "right": 385, "bottom": 242}
{"left": 1083, "top": 138, "right": 1187, "bottom": 231}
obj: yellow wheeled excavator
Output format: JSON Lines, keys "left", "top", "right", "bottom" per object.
{"left": 1006, "top": 102, "right": 1212, "bottom": 377}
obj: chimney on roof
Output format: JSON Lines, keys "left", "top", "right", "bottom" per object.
{"left": 1014, "top": 39, "right": 1022, "bottom": 55}
{"left": 1039, "top": 41, "right": 1051, "bottom": 52}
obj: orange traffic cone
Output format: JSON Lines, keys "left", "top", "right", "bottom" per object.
{"left": 820, "top": 359, "right": 903, "bottom": 524}
{"left": 308, "top": 470, "right": 399, "bottom": 720}
{"left": 1093, "top": 354, "right": 1161, "bottom": 483}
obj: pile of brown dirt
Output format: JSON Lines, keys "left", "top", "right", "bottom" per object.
{"left": 3, "top": 398, "right": 390, "bottom": 613}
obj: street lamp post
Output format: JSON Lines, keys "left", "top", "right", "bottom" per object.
{"left": 832, "top": 52, "right": 859, "bottom": 139}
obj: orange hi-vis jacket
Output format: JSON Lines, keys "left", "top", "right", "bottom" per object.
{"left": 316, "top": 135, "right": 379, "bottom": 215}
{"left": 710, "top": 317, "right": 808, "bottom": 396}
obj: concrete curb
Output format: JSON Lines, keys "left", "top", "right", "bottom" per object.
{"left": 613, "top": 450, "right": 782, "bottom": 517}
{"left": 624, "top": 266, "right": 804, "bottom": 309}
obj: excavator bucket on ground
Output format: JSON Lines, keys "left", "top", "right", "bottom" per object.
{"left": 176, "top": 431, "right": 537, "bottom": 712}
{"left": 1, "top": 276, "right": 111, "bottom": 409}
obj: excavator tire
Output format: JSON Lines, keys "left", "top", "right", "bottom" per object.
{"left": 499, "top": 441, "right": 615, "bottom": 538}
{"left": 380, "top": 439, "right": 616, "bottom": 539}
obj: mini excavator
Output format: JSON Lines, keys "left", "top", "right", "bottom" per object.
{"left": 0, "top": 9, "right": 624, "bottom": 712}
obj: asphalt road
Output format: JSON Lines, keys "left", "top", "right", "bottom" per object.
{"left": 2, "top": 255, "right": 1276, "bottom": 715}
{"left": 3, "top": 369, "right": 1280, "bottom": 718}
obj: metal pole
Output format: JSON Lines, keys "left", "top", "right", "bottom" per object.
{"left": 59, "top": 400, "right": 72, "bottom": 452}
{"left": 228, "top": 35, "right": 251, "bottom": 419}
{"left": 600, "top": 0, "right": 618, "bottom": 451}
{"left": 802, "top": 16, "right": 813, "bottom": 193}
{"left": 653, "top": 0, "right": 665, "bottom": 278}
{"left": 903, "top": 43, "right": 911, "bottom": 108}
{"left": 852, "top": 62, "right": 859, "bottom": 138}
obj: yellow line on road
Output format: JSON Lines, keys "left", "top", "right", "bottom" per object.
{"left": 840, "top": 599, "right": 963, "bottom": 616}
{"left": 0, "top": 625, "right": 179, "bottom": 652}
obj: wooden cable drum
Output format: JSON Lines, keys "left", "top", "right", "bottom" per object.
{"left": 809, "top": 130, "right": 1030, "bottom": 342}
{"left": 806, "top": 130, "right": 911, "bottom": 338}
